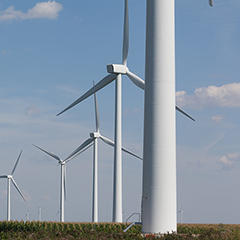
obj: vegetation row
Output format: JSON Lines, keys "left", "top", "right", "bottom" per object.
{"left": 1, "top": 221, "right": 240, "bottom": 239}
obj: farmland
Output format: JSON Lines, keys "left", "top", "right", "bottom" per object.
{"left": 0, "top": 221, "right": 240, "bottom": 239}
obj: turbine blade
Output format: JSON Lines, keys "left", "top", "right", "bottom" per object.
{"left": 99, "top": 135, "right": 115, "bottom": 148}
{"left": 176, "top": 106, "right": 195, "bottom": 121}
{"left": 0, "top": 175, "right": 8, "bottom": 178}
{"left": 122, "top": 0, "right": 129, "bottom": 66}
{"left": 125, "top": 71, "right": 195, "bottom": 122}
{"left": 11, "top": 150, "right": 23, "bottom": 175}
{"left": 33, "top": 144, "right": 61, "bottom": 163}
{"left": 126, "top": 70, "right": 145, "bottom": 90}
{"left": 121, "top": 146, "right": 143, "bottom": 160}
{"left": 65, "top": 138, "right": 94, "bottom": 161}
{"left": 64, "top": 142, "right": 93, "bottom": 163}
{"left": 57, "top": 74, "right": 117, "bottom": 116}
{"left": 100, "top": 135, "right": 142, "bottom": 160}
{"left": 125, "top": 72, "right": 195, "bottom": 122}
{"left": 209, "top": 0, "right": 213, "bottom": 7}
{"left": 93, "top": 82, "right": 100, "bottom": 132}
{"left": 11, "top": 177, "right": 26, "bottom": 202}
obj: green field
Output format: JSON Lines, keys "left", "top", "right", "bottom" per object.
{"left": 1, "top": 221, "right": 240, "bottom": 239}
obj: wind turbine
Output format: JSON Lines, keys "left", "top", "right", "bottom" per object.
{"left": 177, "top": 206, "right": 186, "bottom": 224}
{"left": 33, "top": 144, "right": 84, "bottom": 222}
{"left": 57, "top": 0, "right": 194, "bottom": 223}
{"left": 141, "top": 0, "right": 213, "bottom": 235}
{"left": 66, "top": 89, "right": 142, "bottom": 223}
{"left": 26, "top": 209, "right": 30, "bottom": 221}
{"left": 0, "top": 150, "right": 26, "bottom": 221}
{"left": 37, "top": 205, "right": 46, "bottom": 221}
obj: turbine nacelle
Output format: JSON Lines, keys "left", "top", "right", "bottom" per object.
{"left": 107, "top": 64, "right": 128, "bottom": 75}
{"left": 90, "top": 132, "right": 101, "bottom": 138}
{"left": 106, "top": 64, "right": 145, "bottom": 90}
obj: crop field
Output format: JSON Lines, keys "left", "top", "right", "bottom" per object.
{"left": 0, "top": 221, "right": 240, "bottom": 239}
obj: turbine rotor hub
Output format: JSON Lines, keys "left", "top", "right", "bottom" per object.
{"left": 90, "top": 132, "right": 100, "bottom": 138}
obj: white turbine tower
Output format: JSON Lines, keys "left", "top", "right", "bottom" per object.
{"left": 177, "top": 207, "right": 186, "bottom": 224}
{"left": 141, "top": 0, "right": 213, "bottom": 235}
{"left": 0, "top": 150, "right": 26, "bottom": 221}
{"left": 33, "top": 145, "right": 81, "bottom": 222}
{"left": 37, "top": 206, "right": 46, "bottom": 221}
{"left": 26, "top": 209, "right": 30, "bottom": 221}
{"left": 66, "top": 89, "right": 142, "bottom": 223}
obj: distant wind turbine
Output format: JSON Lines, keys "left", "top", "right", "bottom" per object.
{"left": 33, "top": 145, "right": 85, "bottom": 222}
{"left": 66, "top": 88, "right": 142, "bottom": 223}
{"left": 177, "top": 206, "right": 186, "bottom": 224}
{"left": 0, "top": 150, "right": 26, "bottom": 221}
{"left": 26, "top": 209, "right": 30, "bottom": 221}
{"left": 37, "top": 205, "right": 46, "bottom": 221}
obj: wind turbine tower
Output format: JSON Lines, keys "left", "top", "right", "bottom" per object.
{"left": 37, "top": 206, "right": 45, "bottom": 221}
{"left": 142, "top": 0, "right": 213, "bottom": 235}
{"left": 33, "top": 144, "right": 81, "bottom": 222}
{"left": 26, "top": 209, "right": 30, "bottom": 221}
{"left": 66, "top": 89, "right": 142, "bottom": 222}
{"left": 0, "top": 150, "right": 26, "bottom": 221}
{"left": 178, "top": 207, "right": 185, "bottom": 224}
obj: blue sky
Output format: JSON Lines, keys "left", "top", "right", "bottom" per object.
{"left": 0, "top": 0, "right": 240, "bottom": 223}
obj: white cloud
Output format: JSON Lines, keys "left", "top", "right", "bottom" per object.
{"left": 0, "top": 49, "right": 11, "bottom": 55}
{"left": 26, "top": 105, "right": 41, "bottom": 117}
{"left": 218, "top": 152, "right": 240, "bottom": 170}
{"left": 0, "top": 1, "right": 63, "bottom": 21}
{"left": 210, "top": 73, "right": 227, "bottom": 79}
{"left": 211, "top": 115, "right": 225, "bottom": 124}
{"left": 56, "top": 85, "right": 80, "bottom": 95}
{"left": 176, "top": 82, "right": 240, "bottom": 109}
